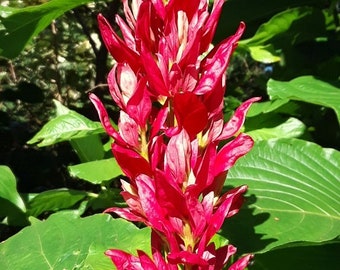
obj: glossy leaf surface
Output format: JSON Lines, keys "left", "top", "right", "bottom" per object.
{"left": 268, "top": 76, "right": 340, "bottom": 123}
{"left": 0, "top": 213, "right": 151, "bottom": 270}
{"left": 223, "top": 139, "right": 340, "bottom": 253}
{"left": 68, "top": 158, "right": 122, "bottom": 184}
{"left": 0, "top": 0, "right": 95, "bottom": 58}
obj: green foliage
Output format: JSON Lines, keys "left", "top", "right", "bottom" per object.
{"left": 27, "top": 100, "right": 105, "bottom": 147}
{"left": 268, "top": 76, "right": 340, "bottom": 123}
{"left": 68, "top": 158, "right": 122, "bottom": 184}
{"left": 0, "top": 213, "right": 151, "bottom": 270}
{"left": 0, "top": 0, "right": 96, "bottom": 59}
{"left": 239, "top": 7, "right": 325, "bottom": 63}
{"left": 26, "top": 189, "right": 88, "bottom": 217}
{"left": 224, "top": 139, "right": 340, "bottom": 253}
{"left": 0, "top": 166, "right": 28, "bottom": 226}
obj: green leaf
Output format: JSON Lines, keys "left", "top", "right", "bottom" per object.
{"left": 0, "top": 166, "right": 25, "bottom": 212}
{"left": 268, "top": 76, "right": 340, "bottom": 123}
{"left": 241, "top": 44, "right": 281, "bottom": 63}
{"left": 0, "top": 166, "right": 28, "bottom": 226}
{"left": 246, "top": 99, "right": 290, "bottom": 117}
{"left": 241, "top": 7, "right": 316, "bottom": 46}
{"left": 215, "top": 0, "right": 324, "bottom": 41}
{"left": 69, "top": 158, "right": 122, "bottom": 184}
{"left": 246, "top": 117, "right": 306, "bottom": 141}
{"left": 27, "top": 189, "right": 88, "bottom": 217}
{"left": 70, "top": 135, "right": 105, "bottom": 162}
{"left": 0, "top": 0, "right": 95, "bottom": 59}
{"left": 0, "top": 213, "right": 151, "bottom": 270}
{"left": 252, "top": 242, "right": 340, "bottom": 270}
{"left": 223, "top": 139, "right": 340, "bottom": 253}
{"left": 27, "top": 102, "right": 104, "bottom": 147}
{"left": 239, "top": 7, "right": 325, "bottom": 63}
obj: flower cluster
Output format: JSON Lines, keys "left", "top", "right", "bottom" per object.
{"left": 90, "top": 0, "right": 259, "bottom": 269}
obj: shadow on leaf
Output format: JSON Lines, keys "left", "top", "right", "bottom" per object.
{"left": 219, "top": 193, "right": 277, "bottom": 254}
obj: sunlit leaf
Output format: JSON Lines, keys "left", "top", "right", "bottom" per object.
{"left": 0, "top": 166, "right": 28, "bottom": 226}
{"left": 223, "top": 139, "right": 340, "bottom": 253}
{"left": 246, "top": 117, "right": 306, "bottom": 140}
{"left": 268, "top": 76, "right": 340, "bottom": 123}
{"left": 0, "top": 0, "right": 95, "bottom": 58}
{"left": 68, "top": 158, "right": 122, "bottom": 184}
{"left": 27, "top": 105, "right": 104, "bottom": 147}
{"left": 27, "top": 189, "right": 88, "bottom": 217}
{"left": 239, "top": 7, "right": 325, "bottom": 63}
{"left": 0, "top": 166, "right": 25, "bottom": 212}
{"left": 0, "top": 213, "right": 151, "bottom": 270}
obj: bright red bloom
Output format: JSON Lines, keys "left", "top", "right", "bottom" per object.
{"left": 91, "top": 0, "right": 259, "bottom": 269}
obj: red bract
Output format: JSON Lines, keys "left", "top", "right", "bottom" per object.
{"left": 91, "top": 0, "right": 259, "bottom": 269}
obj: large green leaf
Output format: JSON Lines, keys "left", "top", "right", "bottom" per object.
{"left": 0, "top": 213, "right": 151, "bottom": 270}
{"left": 70, "top": 135, "right": 105, "bottom": 162}
{"left": 246, "top": 117, "right": 306, "bottom": 141}
{"left": 215, "top": 0, "right": 324, "bottom": 41}
{"left": 27, "top": 189, "right": 88, "bottom": 217}
{"left": 0, "top": 166, "right": 25, "bottom": 212}
{"left": 0, "top": 166, "right": 28, "bottom": 226}
{"left": 69, "top": 158, "right": 122, "bottom": 184}
{"left": 223, "top": 139, "right": 340, "bottom": 253}
{"left": 239, "top": 7, "right": 325, "bottom": 63}
{"left": 0, "top": 0, "right": 95, "bottom": 59}
{"left": 27, "top": 100, "right": 104, "bottom": 147}
{"left": 268, "top": 76, "right": 340, "bottom": 123}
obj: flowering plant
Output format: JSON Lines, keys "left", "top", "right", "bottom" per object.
{"left": 90, "top": 0, "right": 259, "bottom": 268}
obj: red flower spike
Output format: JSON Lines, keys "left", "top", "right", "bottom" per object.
{"left": 93, "top": 1, "right": 260, "bottom": 269}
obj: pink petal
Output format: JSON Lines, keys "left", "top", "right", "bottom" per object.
{"left": 173, "top": 92, "right": 208, "bottom": 138}
{"left": 105, "top": 207, "right": 146, "bottom": 223}
{"left": 218, "top": 97, "right": 261, "bottom": 140}
{"left": 195, "top": 22, "right": 245, "bottom": 95}
{"left": 136, "top": 174, "right": 167, "bottom": 232}
{"left": 200, "top": 0, "right": 225, "bottom": 52}
{"left": 89, "top": 93, "right": 124, "bottom": 144}
{"left": 214, "top": 133, "right": 254, "bottom": 176}
{"left": 115, "top": 14, "right": 136, "bottom": 51}
{"left": 97, "top": 14, "right": 140, "bottom": 71}
{"left": 112, "top": 144, "right": 152, "bottom": 179}
{"left": 105, "top": 249, "right": 142, "bottom": 270}
{"left": 167, "top": 250, "right": 208, "bottom": 266}
{"left": 205, "top": 186, "right": 247, "bottom": 242}
{"left": 206, "top": 244, "right": 237, "bottom": 269}
{"left": 229, "top": 254, "right": 254, "bottom": 270}
{"left": 118, "top": 111, "right": 140, "bottom": 150}
{"left": 111, "top": 63, "right": 138, "bottom": 109}
{"left": 137, "top": 250, "right": 159, "bottom": 270}
{"left": 165, "top": 129, "right": 191, "bottom": 186}
{"left": 126, "top": 77, "right": 152, "bottom": 127}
